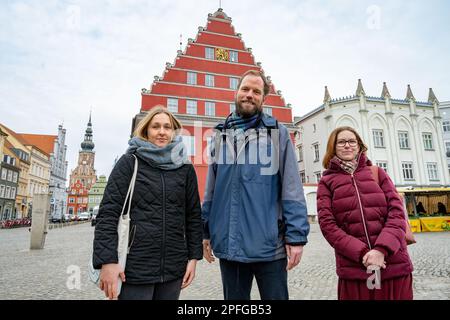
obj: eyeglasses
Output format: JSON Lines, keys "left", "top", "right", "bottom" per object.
{"left": 336, "top": 139, "right": 358, "bottom": 147}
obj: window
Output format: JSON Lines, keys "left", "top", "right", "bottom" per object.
{"left": 263, "top": 107, "right": 272, "bottom": 116}
{"left": 205, "top": 74, "right": 214, "bottom": 87}
{"left": 182, "top": 136, "right": 195, "bottom": 157}
{"left": 300, "top": 171, "right": 306, "bottom": 184}
{"left": 186, "top": 100, "right": 197, "bottom": 115}
{"left": 3, "top": 155, "right": 14, "bottom": 166}
{"left": 3, "top": 208, "right": 10, "bottom": 220}
{"left": 376, "top": 161, "right": 388, "bottom": 174}
{"left": 402, "top": 162, "right": 414, "bottom": 180}
{"left": 443, "top": 121, "right": 450, "bottom": 132}
{"left": 5, "top": 186, "right": 10, "bottom": 199}
{"left": 298, "top": 145, "right": 303, "bottom": 162}
{"left": 314, "top": 171, "right": 322, "bottom": 183}
{"left": 187, "top": 72, "right": 197, "bottom": 85}
{"left": 205, "top": 47, "right": 214, "bottom": 60}
{"left": 422, "top": 133, "right": 433, "bottom": 150}
{"left": 11, "top": 187, "right": 16, "bottom": 199}
{"left": 205, "top": 102, "right": 215, "bottom": 117}
{"left": 69, "top": 198, "right": 75, "bottom": 203}
{"left": 1, "top": 168, "right": 6, "bottom": 180}
{"left": 229, "top": 50, "right": 238, "bottom": 62}
{"left": 167, "top": 98, "right": 178, "bottom": 113}
{"left": 398, "top": 131, "right": 410, "bottom": 149}
{"left": 313, "top": 143, "right": 320, "bottom": 162}
{"left": 230, "top": 77, "right": 239, "bottom": 90}
{"left": 427, "top": 163, "right": 439, "bottom": 181}
{"left": 0, "top": 185, "right": 4, "bottom": 198}
{"left": 229, "top": 103, "right": 236, "bottom": 114}
{"left": 373, "top": 129, "right": 385, "bottom": 148}
{"left": 77, "top": 198, "right": 83, "bottom": 204}
{"left": 444, "top": 141, "right": 450, "bottom": 154}
{"left": 313, "top": 124, "right": 316, "bottom": 133}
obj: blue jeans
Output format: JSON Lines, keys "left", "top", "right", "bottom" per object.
{"left": 219, "top": 258, "right": 288, "bottom": 300}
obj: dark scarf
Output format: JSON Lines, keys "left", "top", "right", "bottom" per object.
{"left": 224, "top": 111, "right": 262, "bottom": 132}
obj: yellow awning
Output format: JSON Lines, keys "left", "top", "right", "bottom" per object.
{"left": 397, "top": 187, "right": 450, "bottom": 194}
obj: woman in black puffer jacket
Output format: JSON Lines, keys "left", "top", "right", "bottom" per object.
{"left": 93, "top": 106, "right": 203, "bottom": 300}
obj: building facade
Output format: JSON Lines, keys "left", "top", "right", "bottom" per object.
{"left": 131, "top": 8, "right": 296, "bottom": 199}
{"left": 0, "top": 129, "right": 6, "bottom": 162}
{"left": 19, "top": 125, "right": 69, "bottom": 221}
{"left": 11, "top": 146, "right": 30, "bottom": 218}
{"left": 0, "top": 146, "right": 20, "bottom": 220}
{"left": 66, "top": 180, "right": 88, "bottom": 216}
{"left": 88, "top": 175, "right": 107, "bottom": 214}
{"left": 0, "top": 124, "right": 31, "bottom": 218}
{"left": 295, "top": 80, "right": 449, "bottom": 188}
{"left": 439, "top": 101, "right": 450, "bottom": 176}
{"left": 23, "top": 145, "right": 51, "bottom": 216}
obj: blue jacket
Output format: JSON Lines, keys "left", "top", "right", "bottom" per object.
{"left": 202, "top": 113, "right": 309, "bottom": 262}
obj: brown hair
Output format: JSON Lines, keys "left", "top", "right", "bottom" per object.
{"left": 237, "top": 70, "right": 270, "bottom": 96}
{"left": 133, "top": 105, "right": 182, "bottom": 140}
{"left": 322, "top": 126, "right": 368, "bottom": 169}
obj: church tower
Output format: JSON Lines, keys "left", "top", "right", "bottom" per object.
{"left": 69, "top": 113, "right": 97, "bottom": 191}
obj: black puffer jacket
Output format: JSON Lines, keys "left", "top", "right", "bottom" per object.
{"left": 93, "top": 153, "right": 203, "bottom": 284}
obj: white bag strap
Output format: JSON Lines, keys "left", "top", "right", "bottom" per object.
{"left": 120, "top": 154, "right": 138, "bottom": 218}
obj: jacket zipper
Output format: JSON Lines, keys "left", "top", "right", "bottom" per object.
{"left": 351, "top": 173, "right": 372, "bottom": 250}
{"left": 160, "top": 172, "right": 166, "bottom": 282}
{"left": 235, "top": 132, "right": 260, "bottom": 162}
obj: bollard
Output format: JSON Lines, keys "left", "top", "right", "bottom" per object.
{"left": 30, "top": 194, "right": 51, "bottom": 250}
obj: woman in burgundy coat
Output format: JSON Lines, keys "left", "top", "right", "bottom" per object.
{"left": 317, "top": 126, "right": 413, "bottom": 300}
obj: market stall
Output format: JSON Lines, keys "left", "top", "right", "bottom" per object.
{"left": 397, "top": 187, "right": 450, "bottom": 233}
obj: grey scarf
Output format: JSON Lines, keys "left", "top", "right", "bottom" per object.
{"left": 126, "top": 136, "right": 188, "bottom": 170}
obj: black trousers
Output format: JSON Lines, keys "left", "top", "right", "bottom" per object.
{"left": 219, "top": 258, "right": 289, "bottom": 300}
{"left": 118, "top": 278, "right": 183, "bottom": 300}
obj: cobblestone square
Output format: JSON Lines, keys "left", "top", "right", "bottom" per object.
{"left": 0, "top": 223, "right": 448, "bottom": 300}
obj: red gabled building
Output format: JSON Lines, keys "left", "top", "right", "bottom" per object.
{"left": 66, "top": 179, "right": 88, "bottom": 216}
{"left": 132, "top": 8, "right": 296, "bottom": 199}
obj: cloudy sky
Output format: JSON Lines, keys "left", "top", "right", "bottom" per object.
{"left": 1, "top": 0, "right": 449, "bottom": 178}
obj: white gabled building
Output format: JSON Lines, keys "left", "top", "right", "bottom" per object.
{"left": 439, "top": 101, "right": 450, "bottom": 175}
{"left": 295, "top": 80, "right": 449, "bottom": 191}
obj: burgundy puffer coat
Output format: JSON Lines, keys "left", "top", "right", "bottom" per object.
{"left": 317, "top": 153, "right": 413, "bottom": 280}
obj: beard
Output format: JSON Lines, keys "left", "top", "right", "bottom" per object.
{"left": 235, "top": 98, "right": 262, "bottom": 118}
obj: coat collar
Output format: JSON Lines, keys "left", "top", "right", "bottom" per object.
{"left": 215, "top": 112, "right": 278, "bottom": 131}
{"left": 325, "top": 152, "right": 372, "bottom": 175}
